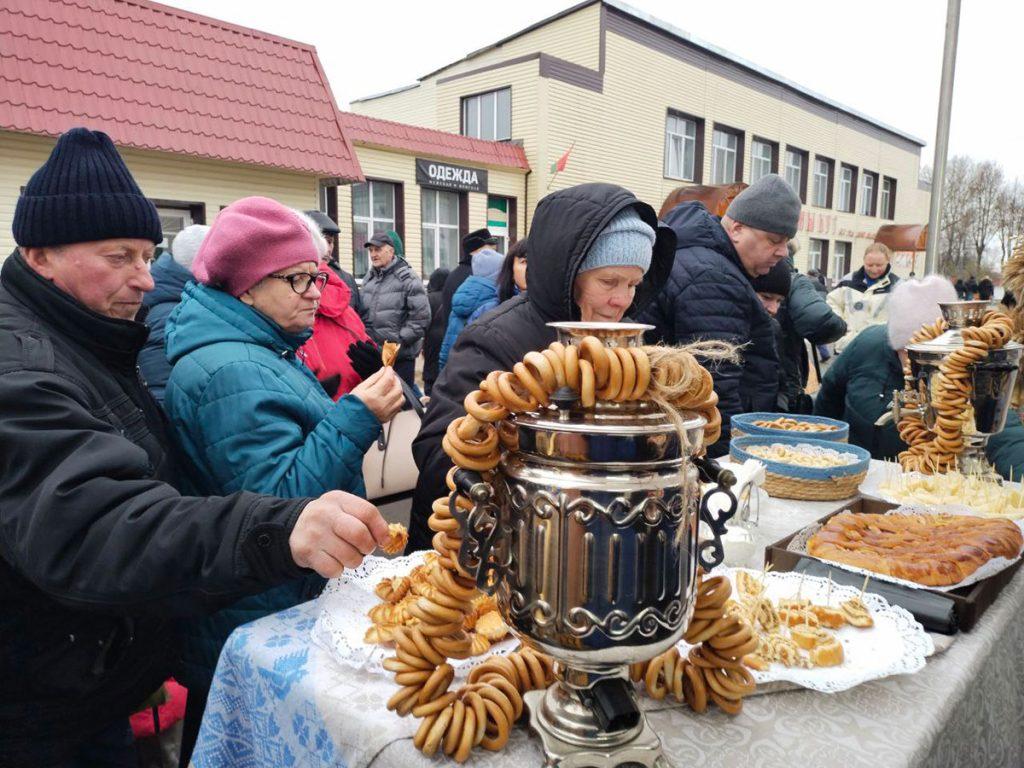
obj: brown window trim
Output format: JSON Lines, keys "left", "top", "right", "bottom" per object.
{"left": 813, "top": 155, "right": 835, "bottom": 209}
{"left": 458, "top": 192, "right": 469, "bottom": 245}
{"left": 711, "top": 122, "right": 744, "bottom": 184}
{"left": 459, "top": 86, "right": 513, "bottom": 142}
{"left": 508, "top": 197, "right": 518, "bottom": 243}
{"left": 325, "top": 186, "right": 339, "bottom": 262}
{"left": 882, "top": 176, "right": 897, "bottom": 220}
{"left": 785, "top": 145, "right": 810, "bottom": 203}
{"left": 839, "top": 163, "right": 858, "bottom": 213}
{"left": 664, "top": 109, "right": 705, "bottom": 184}
{"left": 150, "top": 198, "right": 206, "bottom": 225}
{"left": 751, "top": 136, "right": 779, "bottom": 175}
{"left": 862, "top": 170, "right": 880, "bottom": 217}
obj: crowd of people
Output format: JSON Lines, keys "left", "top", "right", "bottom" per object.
{"left": 3, "top": 127, "right": 1022, "bottom": 767}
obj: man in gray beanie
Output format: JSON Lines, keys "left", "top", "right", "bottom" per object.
{"left": 640, "top": 173, "right": 801, "bottom": 455}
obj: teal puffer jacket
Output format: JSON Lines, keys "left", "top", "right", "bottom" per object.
{"left": 164, "top": 282, "right": 381, "bottom": 689}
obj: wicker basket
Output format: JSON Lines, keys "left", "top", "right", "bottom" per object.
{"left": 731, "top": 412, "right": 849, "bottom": 443}
{"left": 730, "top": 435, "right": 870, "bottom": 501}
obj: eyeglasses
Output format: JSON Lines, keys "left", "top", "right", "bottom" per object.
{"left": 267, "top": 271, "right": 330, "bottom": 294}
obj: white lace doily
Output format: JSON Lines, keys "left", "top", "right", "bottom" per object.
{"left": 748, "top": 442, "right": 859, "bottom": 465}
{"left": 787, "top": 504, "right": 1023, "bottom": 592}
{"left": 310, "top": 552, "right": 518, "bottom": 677}
{"left": 703, "top": 568, "right": 933, "bottom": 692}
{"left": 861, "top": 468, "right": 1024, "bottom": 527}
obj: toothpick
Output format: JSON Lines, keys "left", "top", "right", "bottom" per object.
{"left": 826, "top": 571, "right": 833, "bottom": 607}
{"left": 796, "top": 572, "right": 805, "bottom": 601}
{"left": 858, "top": 574, "right": 870, "bottom": 602}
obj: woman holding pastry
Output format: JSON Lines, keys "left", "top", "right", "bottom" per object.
{"left": 406, "top": 183, "right": 676, "bottom": 552}
{"left": 163, "top": 197, "right": 404, "bottom": 758}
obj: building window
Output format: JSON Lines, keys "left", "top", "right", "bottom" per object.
{"left": 664, "top": 112, "right": 702, "bottom": 181}
{"left": 352, "top": 180, "right": 397, "bottom": 276}
{"left": 860, "top": 171, "right": 879, "bottom": 216}
{"left": 750, "top": 138, "right": 777, "bottom": 184}
{"left": 461, "top": 88, "right": 511, "bottom": 141}
{"left": 487, "top": 195, "right": 512, "bottom": 253}
{"left": 711, "top": 126, "right": 743, "bottom": 184}
{"left": 838, "top": 164, "right": 857, "bottom": 213}
{"left": 881, "top": 177, "right": 897, "bottom": 220}
{"left": 151, "top": 199, "right": 206, "bottom": 252}
{"left": 833, "top": 241, "right": 852, "bottom": 281}
{"left": 808, "top": 238, "right": 830, "bottom": 274}
{"left": 421, "top": 188, "right": 461, "bottom": 275}
{"left": 812, "top": 157, "right": 834, "bottom": 208}
{"left": 785, "top": 147, "right": 808, "bottom": 202}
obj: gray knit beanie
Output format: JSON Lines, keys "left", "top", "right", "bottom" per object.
{"left": 726, "top": 174, "right": 802, "bottom": 238}
{"left": 578, "top": 208, "right": 656, "bottom": 274}
{"left": 170, "top": 224, "right": 210, "bottom": 271}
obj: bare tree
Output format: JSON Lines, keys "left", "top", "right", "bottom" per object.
{"left": 995, "top": 183, "right": 1024, "bottom": 263}
{"left": 967, "top": 161, "right": 1004, "bottom": 270}
{"left": 939, "top": 156, "right": 973, "bottom": 273}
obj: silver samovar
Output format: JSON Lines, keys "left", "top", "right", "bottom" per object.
{"left": 451, "top": 322, "right": 737, "bottom": 767}
{"left": 887, "top": 300, "right": 1022, "bottom": 475}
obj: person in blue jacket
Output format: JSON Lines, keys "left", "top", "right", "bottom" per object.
{"left": 466, "top": 238, "right": 529, "bottom": 327}
{"left": 139, "top": 224, "right": 208, "bottom": 405}
{"left": 163, "top": 196, "right": 404, "bottom": 763}
{"left": 438, "top": 244, "right": 504, "bottom": 368}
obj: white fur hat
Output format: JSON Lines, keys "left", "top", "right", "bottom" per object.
{"left": 887, "top": 275, "right": 958, "bottom": 350}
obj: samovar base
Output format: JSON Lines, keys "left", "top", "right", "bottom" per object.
{"left": 525, "top": 688, "right": 670, "bottom": 768}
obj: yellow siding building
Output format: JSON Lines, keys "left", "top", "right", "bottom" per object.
{"left": 352, "top": 0, "right": 931, "bottom": 279}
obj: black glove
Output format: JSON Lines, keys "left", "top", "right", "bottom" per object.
{"left": 348, "top": 340, "right": 384, "bottom": 381}
{"left": 318, "top": 374, "right": 341, "bottom": 399}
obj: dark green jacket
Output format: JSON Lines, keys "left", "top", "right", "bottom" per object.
{"left": 778, "top": 273, "right": 847, "bottom": 410}
{"left": 814, "top": 324, "right": 905, "bottom": 459}
{"left": 986, "top": 410, "right": 1024, "bottom": 481}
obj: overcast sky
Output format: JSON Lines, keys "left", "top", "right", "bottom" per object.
{"left": 169, "top": 0, "right": 1024, "bottom": 180}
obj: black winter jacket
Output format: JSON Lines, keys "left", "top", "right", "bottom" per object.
{"left": 0, "top": 255, "right": 308, "bottom": 766}
{"left": 406, "top": 184, "right": 675, "bottom": 551}
{"left": 423, "top": 278, "right": 449, "bottom": 395}
{"left": 838, "top": 264, "right": 900, "bottom": 294}
{"left": 777, "top": 272, "right": 847, "bottom": 411}
{"left": 327, "top": 260, "right": 367, "bottom": 320}
{"left": 637, "top": 202, "right": 779, "bottom": 456}
{"left": 423, "top": 258, "right": 472, "bottom": 387}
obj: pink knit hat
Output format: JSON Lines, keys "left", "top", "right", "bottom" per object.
{"left": 193, "top": 196, "right": 319, "bottom": 297}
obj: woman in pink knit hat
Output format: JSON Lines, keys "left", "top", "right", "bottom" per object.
{"left": 161, "top": 196, "right": 403, "bottom": 758}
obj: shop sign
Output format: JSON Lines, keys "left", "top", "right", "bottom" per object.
{"left": 416, "top": 159, "right": 488, "bottom": 193}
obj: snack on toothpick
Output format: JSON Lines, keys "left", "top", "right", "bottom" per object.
{"left": 381, "top": 522, "right": 408, "bottom": 555}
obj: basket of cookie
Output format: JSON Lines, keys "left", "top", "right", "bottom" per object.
{"left": 731, "top": 412, "right": 849, "bottom": 442}
{"left": 730, "top": 435, "right": 870, "bottom": 501}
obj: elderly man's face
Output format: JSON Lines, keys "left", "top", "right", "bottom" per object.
{"left": 724, "top": 220, "right": 789, "bottom": 278}
{"left": 863, "top": 251, "right": 889, "bottom": 280}
{"left": 368, "top": 244, "right": 395, "bottom": 269}
{"left": 23, "top": 239, "right": 156, "bottom": 320}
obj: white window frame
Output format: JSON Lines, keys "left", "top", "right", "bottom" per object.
{"left": 750, "top": 139, "right": 773, "bottom": 183}
{"left": 421, "top": 188, "right": 460, "bottom": 275}
{"left": 860, "top": 173, "right": 876, "bottom": 216}
{"left": 813, "top": 159, "right": 831, "bottom": 208}
{"left": 711, "top": 128, "right": 739, "bottom": 184}
{"left": 838, "top": 166, "right": 854, "bottom": 212}
{"left": 352, "top": 180, "right": 396, "bottom": 276}
{"left": 664, "top": 114, "right": 697, "bottom": 181}
{"left": 833, "top": 241, "right": 852, "bottom": 281}
{"left": 881, "top": 177, "right": 894, "bottom": 220}
{"left": 808, "top": 238, "right": 828, "bottom": 273}
{"left": 785, "top": 150, "right": 804, "bottom": 196}
{"left": 461, "top": 88, "right": 511, "bottom": 141}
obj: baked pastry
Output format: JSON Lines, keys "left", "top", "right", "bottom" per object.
{"left": 382, "top": 341, "right": 400, "bottom": 367}
{"left": 808, "top": 512, "right": 1023, "bottom": 587}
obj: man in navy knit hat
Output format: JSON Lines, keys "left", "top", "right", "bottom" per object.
{"left": 0, "top": 128, "right": 391, "bottom": 765}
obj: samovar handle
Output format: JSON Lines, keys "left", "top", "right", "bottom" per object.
{"left": 693, "top": 456, "right": 738, "bottom": 571}
{"left": 449, "top": 468, "right": 510, "bottom": 594}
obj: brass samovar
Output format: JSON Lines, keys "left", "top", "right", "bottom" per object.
{"left": 451, "top": 323, "right": 736, "bottom": 767}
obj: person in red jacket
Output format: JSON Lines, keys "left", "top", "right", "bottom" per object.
{"left": 294, "top": 211, "right": 376, "bottom": 399}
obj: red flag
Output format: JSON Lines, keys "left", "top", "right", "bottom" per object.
{"left": 550, "top": 144, "right": 573, "bottom": 174}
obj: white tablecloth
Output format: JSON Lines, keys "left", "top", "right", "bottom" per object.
{"left": 193, "top": 461, "right": 1024, "bottom": 768}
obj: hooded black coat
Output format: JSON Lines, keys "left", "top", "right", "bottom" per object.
{"left": 0, "top": 254, "right": 309, "bottom": 766}
{"left": 422, "top": 253, "right": 474, "bottom": 391}
{"left": 406, "top": 184, "right": 676, "bottom": 552}
{"left": 422, "top": 268, "right": 452, "bottom": 395}
{"left": 637, "top": 202, "right": 779, "bottom": 456}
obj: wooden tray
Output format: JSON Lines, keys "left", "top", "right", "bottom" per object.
{"left": 764, "top": 496, "right": 1022, "bottom": 632}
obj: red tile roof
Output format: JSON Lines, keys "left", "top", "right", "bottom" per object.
{"left": 0, "top": 0, "right": 363, "bottom": 180}
{"left": 339, "top": 112, "right": 530, "bottom": 171}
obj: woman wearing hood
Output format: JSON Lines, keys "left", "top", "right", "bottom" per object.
{"left": 406, "top": 183, "right": 675, "bottom": 552}
{"left": 162, "top": 197, "right": 403, "bottom": 758}
{"left": 438, "top": 245, "right": 504, "bottom": 369}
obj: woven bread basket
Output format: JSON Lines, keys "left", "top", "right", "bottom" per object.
{"left": 730, "top": 435, "right": 869, "bottom": 501}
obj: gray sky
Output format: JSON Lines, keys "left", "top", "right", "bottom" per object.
{"left": 169, "top": 0, "right": 1024, "bottom": 180}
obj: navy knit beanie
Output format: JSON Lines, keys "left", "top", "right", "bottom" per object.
{"left": 13, "top": 127, "right": 162, "bottom": 247}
